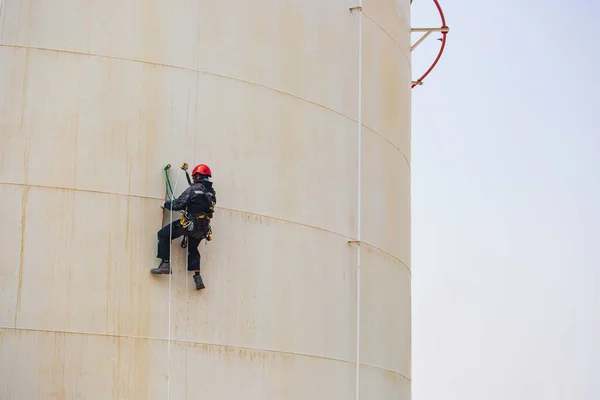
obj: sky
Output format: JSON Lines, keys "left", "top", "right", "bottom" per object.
{"left": 410, "top": 1, "right": 600, "bottom": 399}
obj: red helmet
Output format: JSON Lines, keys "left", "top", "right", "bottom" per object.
{"left": 192, "top": 164, "right": 211, "bottom": 177}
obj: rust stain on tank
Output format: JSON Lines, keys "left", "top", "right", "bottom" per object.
{"left": 72, "top": 108, "right": 79, "bottom": 188}
{"left": 35, "top": 331, "right": 67, "bottom": 399}
{"left": 188, "top": 341, "right": 296, "bottom": 366}
{"left": 14, "top": 185, "right": 29, "bottom": 327}
{"left": 19, "top": 49, "right": 30, "bottom": 127}
{"left": 105, "top": 231, "right": 112, "bottom": 334}
{"left": 23, "top": 132, "right": 31, "bottom": 184}
{"left": 125, "top": 196, "right": 131, "bottom": 249}
{"left": 20, "top": 49, "right": 32, "bottom": 183}
{"left": 132, "top": 337, "right": 149, "bottom": 398}
{"left": 124, "top": 127, "right": 132, "bottom": 194}
{"left": 111, "top": 337, "right": 121, "bottom": 398}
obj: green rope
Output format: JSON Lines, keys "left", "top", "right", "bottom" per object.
{"left": 164, "top": 165, "right": 175, "bottom": 200}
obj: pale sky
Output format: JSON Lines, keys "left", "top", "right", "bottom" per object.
{"left": 411, "top": 0, "right": 600, "bottom": 399}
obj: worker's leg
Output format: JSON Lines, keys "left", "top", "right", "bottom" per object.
{"left": 157, "top": 220, "right": 184, "bottom": 261}
{"left": 186, "top": 236, "right": 201, "bottom": 271}
{"left": 152, "top": 220, "right": 184, "bottom": 274}
{"left": 186, "top": 235, "right": 205, "bottom": 289}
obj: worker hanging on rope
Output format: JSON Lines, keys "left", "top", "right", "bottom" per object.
{"left": 151, "top": 164, "right": 216, "bottom": 290}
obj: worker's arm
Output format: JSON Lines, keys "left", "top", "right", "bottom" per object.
{"left": 163, "top": 186, "right": 193, "bottom": 211}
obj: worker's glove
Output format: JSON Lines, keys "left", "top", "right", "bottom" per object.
{"left": 160, "top": 203, "right": 165, "bottom": 209}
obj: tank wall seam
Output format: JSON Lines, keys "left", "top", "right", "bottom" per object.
{"left": 362, "top": 12, "right": 411, "bottom": 68}
{"left": 0, "top": 326, "right": 352, "bottom": 364}
{"left": 361, "top": 362, "right": 412, "bottom": 382}
{"left": 1, "top": 43, "right": 410, "bottom": 161}
{"left": 0, "top": 181, "right": 411, "bottom": 272}
{"left": 0, "top": 44, "right": 354, "bottom": 123}
{"left": 1, "top": 325, "right": 411, "bottom": 380}
{"left": 1, "top": 44, "right": 410, "bottom": 167}
{"left": 362, "top": 125, "right": 411, "bottom": 169}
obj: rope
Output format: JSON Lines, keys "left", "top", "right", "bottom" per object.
{"left": 184, "top": 243, "right": 189, "bottom": 400}
{"left": 167, "top": 169, "right": 182, "bottom": 400}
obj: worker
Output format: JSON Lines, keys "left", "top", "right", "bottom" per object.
{"left": 151, "top": 164, "right": 216, "bottom": 290}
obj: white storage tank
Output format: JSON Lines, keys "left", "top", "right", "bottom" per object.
{"left": 0, "top": 0, "right": 411, "bottom": 398}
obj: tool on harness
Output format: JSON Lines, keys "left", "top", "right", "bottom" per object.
{"left": 181, "top": 162, "right": 192, "bottom": 186}
{"left": 180, "top": 211, "right": 212, "bottom": 241}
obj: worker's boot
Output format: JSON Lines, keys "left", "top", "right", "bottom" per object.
{"left": 193, "top": 273, "right": 205, "bottom": 290}
{"left": 151, "top": 261, "right": 172, "bottom": 274}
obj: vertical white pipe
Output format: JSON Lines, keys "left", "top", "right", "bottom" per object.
{"left": 355, "top": 2, "right": 363, "bottom": 400}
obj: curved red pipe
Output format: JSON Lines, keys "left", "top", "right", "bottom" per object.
{"left": 411, "top": 0, "right": 448, "bottom": 88}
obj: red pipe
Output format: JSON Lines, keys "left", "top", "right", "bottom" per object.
{"left": 411, "top": 0, "right": 448, "bottom": 88}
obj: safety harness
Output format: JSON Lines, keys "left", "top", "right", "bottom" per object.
{"left": 179, "top": 182, "right": 215, "bottom": 241}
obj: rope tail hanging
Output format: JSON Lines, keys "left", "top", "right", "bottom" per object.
{"left": 165, "top": 165, "right": 182, "bottom": 400}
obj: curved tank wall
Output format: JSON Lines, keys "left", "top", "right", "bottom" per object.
{"left": 0, "top": 0, "right": 411, "bottom": 398}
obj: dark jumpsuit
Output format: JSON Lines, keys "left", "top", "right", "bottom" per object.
{"left": 157, "top": 178, "right": 216, "bottom": 271}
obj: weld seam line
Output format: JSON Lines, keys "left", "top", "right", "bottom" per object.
{"left": 0, "top": 326, "right": 410, "bottom": 380}
{"left": 360, "top": 241, "right": 411, "bottom": 275}
{"left": 362, "top": 125, "right": 411, "bottom": 169}
{"left": 0, "top": 181, "right": 165, "bottom": 200}
{"left": 0, "top": 181, "right": 410, "bottom": 272}
{"left": 0, "top": 43, "right": 352, "bottom": 120}
{"left": 0, "top": 326, "right": 348, "bottom": 364}
{"left": 361, "top": 362, "right": 412, "bottom": 382}
{"left": 215, "top": 206, "right": 411, "bottom": 273}
{"left": 361, "top": 12, "right": 411, "bottom": 67}
{"left": 0, "top": 43, "right": 410, "bottom": 167}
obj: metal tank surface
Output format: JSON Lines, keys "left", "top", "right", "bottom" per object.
{"left": 0, "top": 0, "right": 411, "bottom": 398}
